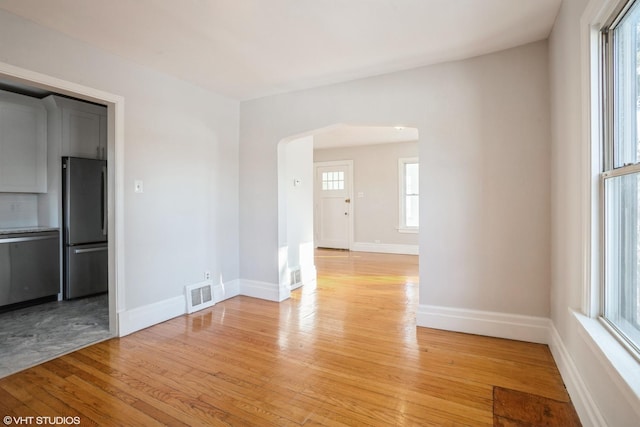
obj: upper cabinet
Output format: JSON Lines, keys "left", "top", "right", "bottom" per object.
{"left": 0, "top": 91, "right": 47, "bottom": 193}
{"left": 43, "top": 95, "right": 107, "bottom": 160}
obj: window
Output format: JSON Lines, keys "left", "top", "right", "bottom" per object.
{"left": 399, "top": 158, "right": 419, "bottom": 231}
{"left": 601, "top": 0, "right": 640, "bottom": 354}
{"left": 321, "top": 171, "right": 344, "bottom": 191}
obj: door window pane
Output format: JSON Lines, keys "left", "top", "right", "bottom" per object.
{"left": 322, "top": 171, "right": 344, "bottom": 191}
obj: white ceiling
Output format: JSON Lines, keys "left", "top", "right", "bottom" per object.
{"left": 0, "top": 0, "right": 562, "bottom": 101}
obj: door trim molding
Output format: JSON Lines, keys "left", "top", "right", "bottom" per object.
{"left": 0, "top": 61, "right": 125, "bottom": 337}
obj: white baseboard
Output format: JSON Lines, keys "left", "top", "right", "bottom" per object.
{"left": 352, "top": 242, "right": 418, "bottom": 255}
{"left": 117, "top": 278, "right": 283, "bottom": 336}
{"left": 118, "top": 278, "right": 242, "bottom": 337}
{"left": 238, "top": 279, "right": 284, "bottom": 302}
{"left": 416, "top": 304, "right": 550, "bottom": 344}
{"left": 118, "top": 295, "right": 185, "bottom": 337}
{"left": 548, "top": 322, "right": 607, "bottom": 427}
{"left": 416, "top": 304, "right": 614, "bottom": 426}
{"left": 214, "top": 279, "right": 240, "bottom": 303}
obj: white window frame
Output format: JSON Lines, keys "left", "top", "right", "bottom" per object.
{"left": 575, "top": 0, "right": 640, "bottom": 413}
{"left": 398, "top": 157, "right": 419, "bottom": 233}
{"left": 594, "top": 0, "right": 640, "bottom": 360}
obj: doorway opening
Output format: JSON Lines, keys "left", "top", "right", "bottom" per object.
{"left": 277, "top": 124, "right": 419, "bottom": 298}
{"left": 0, "top": 63, "right": 123, "bottom": 377}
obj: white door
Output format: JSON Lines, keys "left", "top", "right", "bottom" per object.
{"left": 315, "top": 161, "right": 352, "bottom": 249}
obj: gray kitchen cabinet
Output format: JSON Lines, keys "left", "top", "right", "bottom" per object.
{"left": 0, "top": 230, "right": 60, "bottom": 307}
{"left": 43, "top": 95, "right": 107, "bottom": 160}
{"left": 0, "top": 90, "right": 47, "bottom": 193}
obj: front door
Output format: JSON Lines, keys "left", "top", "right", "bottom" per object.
{"left": 314, "top": 161, "right": 352, "bottom": 249}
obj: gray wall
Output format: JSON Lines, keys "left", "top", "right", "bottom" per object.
{"left": 240, "top": 40, "right": 551, "bottom": 317}
{"left": 0, "top": 9, "right": 240, "bottom": 313}
{"left": 278, "top": 136, "right": 315, "bottom": 285}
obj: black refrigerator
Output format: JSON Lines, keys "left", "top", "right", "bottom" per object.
{"left": 62, "top": 157, "right": 108, "bottom": 299}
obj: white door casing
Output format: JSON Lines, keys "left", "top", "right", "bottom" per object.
{"left": 314, "top": 160, "right": 353, "bottom": 249}
{"left": 0, "top": 61, "right": 124, "bottom": 337}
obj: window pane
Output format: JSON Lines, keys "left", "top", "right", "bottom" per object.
{"left": 400, "top": 160, "right": 419, "bottom": 228}
{"left": 321, "top": 170, "right": 345, "bottom": 191}
{"left": 405, "top": 195, "right": 419, "bottom": 227}
{"left": 604, "top": 173, "right": 640, "bottom": 349}
{"left": 613, "top": 0, "right": 640, "bottom": 168}
{"left": 405, "top": 163, "right": 419, "bottom": 195}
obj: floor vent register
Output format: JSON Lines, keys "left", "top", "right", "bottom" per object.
{"left": 185, "top": 280, "right": 215, "bottom": 314}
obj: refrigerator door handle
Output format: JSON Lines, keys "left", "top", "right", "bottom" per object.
{"left": 0, "top": 235, "right": 58, "bottom": 244}
{"left": 74, "top": 246, "right": 108, "bottom": 255}
{"left": 102, "top": 165, "right": 107, "bottom": 236}
{"left": 63, "top": 160, "right": 71, "bottom": 244}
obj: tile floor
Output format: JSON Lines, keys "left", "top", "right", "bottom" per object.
{"left": 0, "top": 294, "right": 111, "bottom": 378}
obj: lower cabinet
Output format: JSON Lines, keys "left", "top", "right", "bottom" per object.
{"left": 0, "top": 231, "right": 59, "bottom": 307}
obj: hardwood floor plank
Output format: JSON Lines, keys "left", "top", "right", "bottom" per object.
{"left": 45, "top": 358, "right": 138, "bottom": 406}
{"left": 1, "top": 373, "right": 84, "bottom": 420}
{"left": 129, "top": 399, "right": 192, "bottom": 427}
{"left": 0, "top": 249, "right": 577, "bottom": 426}
{"left": 493, "top": 386, "right": 581, "bottom": 426}
{"left": 65, "top": 374, "right": 165, "bottom": 427}
{"left": 194, "top": 371, "right": 317, "bottom": 424}
{"left": 60, "top": 352, "right": 218, "bottom": 426}
{"left": 299, "top": 375, "right": 493, "bottom": 426}
{"left": 13, "top": 366, "right": 114, "bottom": 426}
{"left": 0, "top": 383, "right": 24, "bottom": 411}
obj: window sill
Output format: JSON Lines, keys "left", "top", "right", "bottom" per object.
{"left": 397, "top": 227, "right": 418, "bottom": 234}
{"left": 572, "top": 310, "right": 640, "bottom": 400}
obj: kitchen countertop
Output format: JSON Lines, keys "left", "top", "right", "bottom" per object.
{"left": 0, "top": 226, "right": 59, "bottom": 235}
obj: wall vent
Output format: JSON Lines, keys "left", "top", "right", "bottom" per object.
{"left": 185, "top": 280, "right": 215, "bottom": 314}
{"left": 290, "top": 268, "right": 302, "bottom": 286}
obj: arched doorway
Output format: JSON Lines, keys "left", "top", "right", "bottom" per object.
{"left": 277, "top": 124, "right": 419, "bottom": 297}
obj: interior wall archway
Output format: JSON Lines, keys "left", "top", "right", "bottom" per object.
{"left": 276, "top": 123, "right": 419, "bottom": 300}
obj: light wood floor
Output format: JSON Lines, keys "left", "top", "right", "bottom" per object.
{"left": 0, "top": 250, "right": 577, "bottom": 426}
